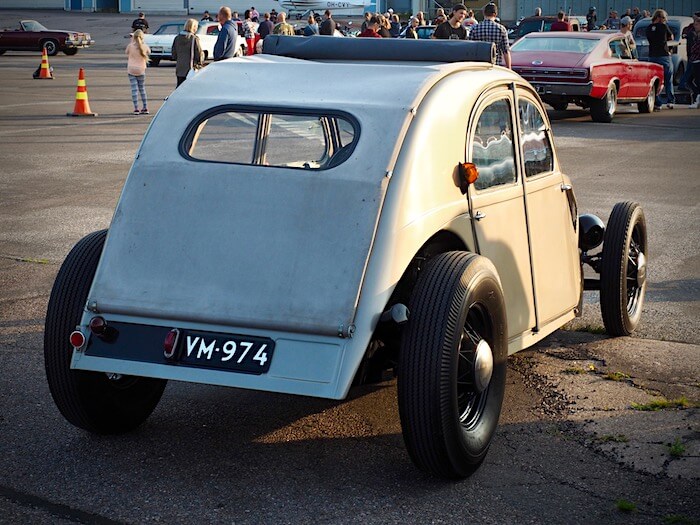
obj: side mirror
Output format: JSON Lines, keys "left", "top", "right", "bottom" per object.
{"left": 458, "top": 162, "right": 479, "bottom": 194}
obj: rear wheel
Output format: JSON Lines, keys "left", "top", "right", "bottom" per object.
{"left": 590, "top": 84, "right": 617, "bottom": 123}
{"left": 600, "top": 202, "right": 647, "bottom": 336}
{"left": 44, "top": 230, "right": 167, "bottom": 434}
{"left": 398, "top": 252, "right": 507, "bottom": 479}
{"left": 637, "top": 84, "right": 655, "bottom": 113}
{"left": 550, "top": 100, "right": 568, "bottom": 111}
{"left": 41, "top": 39, "right": 59, "bottom": 56}
{"left": 150, "top": 57, "right": 160, "bottom": 66}
{"left": 63, "top": 48, "right": 78, "bottom": 56}
{"left": 673, "top": 62, "right": 685, "bottom": 85}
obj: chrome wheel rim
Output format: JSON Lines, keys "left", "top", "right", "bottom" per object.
{"left": 607, "top": 87, "right": 617, "bottom": 116}
{"left": 457, "top": 303, "right": 493, "bottom": 431}
{"left": 626, "top": 224, "right": 646, "bottom": 316}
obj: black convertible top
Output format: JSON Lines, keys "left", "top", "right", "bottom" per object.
{"left": 262, "top": 35, "right": 496, "bottom": 64}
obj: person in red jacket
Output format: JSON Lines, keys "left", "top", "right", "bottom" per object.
{"left": 550, "top": 11, "right": 572, "bottom": 31}
{"left": 358, "top": 16, "right": 381, "bottom": 37}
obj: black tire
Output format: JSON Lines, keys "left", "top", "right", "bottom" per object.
{"left": 63, "top": 48, "right": 78, "bottom": 56}
{"left": 44, "top": 230, "right": 167, "bottom": 434}
{"left": 590, "top": 84, "right": 617, "bottom": 123}
{"left": 150, "top": 57, "right": 160, "bottom": 66}
{"left": 600, "top": 202, "right": 647, "bottom": 336}
{"left": 0, "top": 50, "right": 6, "bottom": 55}
{"left": 550, "top": 100, "right": 568, "bottom": 111}
{"left": 398, "top": 252, "right": 508, "bottom": 479}
{"left": 41, "top": 39, "right": 59, "bottom": 56}
{"left": 637, "top": 84, "right": 655, "bottom": 113}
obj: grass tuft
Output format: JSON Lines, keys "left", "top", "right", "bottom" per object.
{"left": 599, "top": 434, "right": 629, "bottom": 443}
{"left": 616, "top": 499, "right": 637, "bottom": 512}
{"left": 631, "top": 397, "right": 691, "bottom": 411}
{"left": 668, "top": 438, "right": 686, "bottom": 458}
{"left": 604, "top": 371, "right": 631, "bottom": 381}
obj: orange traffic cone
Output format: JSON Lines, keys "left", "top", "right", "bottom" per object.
{"left": 34, "top": 47, "right": 54, "bottom": 80}
{"left": 67, "top": 68, "right": 97, "bottom": 117}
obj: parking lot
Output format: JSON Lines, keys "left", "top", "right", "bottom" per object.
{"left": 1, "top": 9, "right": 699, "bottom": 524}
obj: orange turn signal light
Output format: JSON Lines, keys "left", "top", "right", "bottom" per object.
{"left": 458, "top": 162, "right": 479, "bottom": 194}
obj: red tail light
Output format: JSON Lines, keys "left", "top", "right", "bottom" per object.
{"left": 89, "top": 316, "right": 107, "bottom": 335}
{"left": 69, "top": 330, "right": 86, "bottom": 349}
{"left": 163, "top": 329, "right": 180, "bottom": 359}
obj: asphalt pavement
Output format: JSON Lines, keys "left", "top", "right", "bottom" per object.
{"left": 0, "top": 9, "right": 699, "bottom": 525}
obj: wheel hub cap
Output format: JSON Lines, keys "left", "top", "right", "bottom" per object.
{"left": 636, "top": 251, "right": 647, "bottom": 287}
{"left": 472, "top": 339, "right": 493, "bottom": 393}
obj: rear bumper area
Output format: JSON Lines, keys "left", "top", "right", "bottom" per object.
{"left": 529, "top": 81, "right": 593, "bottom": 97}
{"left": 71, "top": 318, "right": 348, "bottom": 399}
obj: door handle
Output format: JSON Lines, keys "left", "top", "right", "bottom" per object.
{"left": 474, "top": 211, "right": 486, "bottom": 221}
{"left": 560, "top": 183, "right": 572, "bottom": 192}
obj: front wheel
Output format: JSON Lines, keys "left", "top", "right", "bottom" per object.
{"left": 398, "top": 252, "right": 508, "bottom": 479}
{"left": 590, "top": 84, "right": 617, "bottom": 123}
{"left": 600, "top": 202, "right": 647, "bottom": 336}
{"left": 44, "top": 230, "right": 167, "bottom": 434}
{"left": 41, "top": 39, "right": 59, "bottom": 56}
{"left": 63, "top": 48, "right": 78, "bottom": 56}
{"left": 637, "top": 84, "right": 655, "bottom": 114}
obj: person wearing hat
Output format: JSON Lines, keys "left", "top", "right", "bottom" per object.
{"left": 469, "top": 3, "right": 511, "bottom": 68}
{"left": 586, "top": 6, "right": 597, "bottom": 31}
{"left": 131, "top": 12, "right": 149, "bottom": 33}
{"left": 619, "top": 16, "right": 637, "bottom": 58}
{"left": 432, "top": 4, "right": 468, "bottom": 40}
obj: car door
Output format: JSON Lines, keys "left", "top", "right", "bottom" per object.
{"left": 517, "top": 91, "right": 580, "bottom": 325}
{"left": 467, "top": 89, "right": 536, "bottom": 340}
{"left": 608, "top": 37, "right": 632, "bottom": 98}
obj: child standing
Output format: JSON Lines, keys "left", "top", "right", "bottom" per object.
{"left": 125, "top": 29, "right": 150, "bottom": 115}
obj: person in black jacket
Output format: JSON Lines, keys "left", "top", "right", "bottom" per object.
{"left": 131, "top": 12, "right": 149, "bottom": 33}
{"left": 319, "top": 10, "right": 336, "bottom": 35}
{"left": 644, "top": 9, "right": 675, "bottom": 109}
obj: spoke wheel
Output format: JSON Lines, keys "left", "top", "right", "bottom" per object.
{"left": 600, "top": 202, "right": 647, "bottom": 336}
{"left": 398, "top": 252, "right": 507, "bottom": 479}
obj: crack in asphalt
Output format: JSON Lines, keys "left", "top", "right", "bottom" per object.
{"left": 0, "top": 484, "right": 127, "bottom": 525}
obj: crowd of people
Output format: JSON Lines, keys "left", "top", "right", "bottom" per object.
{"left": 123, "top": 5, "right": 700, "bottom": 113}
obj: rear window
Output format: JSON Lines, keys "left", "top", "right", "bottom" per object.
{"left": 634, "top": 21, "right": 680, "bottom": 40}
{"left": 512, "top": 37, "right": 598, "bottom": 54}
{"left": 155, "top": 24, "right": 183, "bottom": 35}
{"left": 182, "top": 108, "right": 359, "bottom": 170}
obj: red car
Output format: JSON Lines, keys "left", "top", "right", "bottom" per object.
{"left": 511, "top": 32, "right": 663, "bottom": 122}
{"left": 0, "top": 20, "right": 94, "bottom": 56}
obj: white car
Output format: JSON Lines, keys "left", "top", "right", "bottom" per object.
{"left": 143, "top": 21, "right": 246, "bottom": 66}
{"left": 44, "top": 36, "right": 647, "bottom": 480}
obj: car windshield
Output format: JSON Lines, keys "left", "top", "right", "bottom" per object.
{"left": 512, "top": 37, "right": 598, "bottom": 53}
{"left": 518, "top": 19, "right": 547, "bottom": 37}
{"left": 634, "top": 21, "right": 681, "bottom": 40}
{"left": 154, "top": 23, "right": 184, "bottom": 35}
{"left": 22, "top": 20, "right": 48, "bottom": 31}
{"left": 185, "top": 109, "right": 359, "bottom": 170}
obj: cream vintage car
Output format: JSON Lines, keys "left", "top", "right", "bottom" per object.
{"left": 44, "top": 36, "right": 647, "bottom": 479}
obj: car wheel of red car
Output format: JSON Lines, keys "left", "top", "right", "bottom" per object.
{"left": 600, "top": 202, "right": 647, "bottom": 336}
{"left": 41, "top": 39, "right": 59, "bottom": 56}
{"left": 398, "top": 251, "right": 507, "bottom": 479}
{"left": 590, "top": 84, "right": 617, "bottom": 123}
{"left": 44, "top": 229, "right": 168, "bottom": 434}
{"left": 64, "top": 48, "right": 78, "bottom": 56}
{"left": 0, "top": 50, "right": 6, "bottom": 55}
{"left": 637, "top": 84, "right": 655, "bottom": 114}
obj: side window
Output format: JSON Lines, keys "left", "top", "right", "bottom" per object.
{"left": 471, "top": 98, "right": 517, "bottom": 191}
{"left": 518, "top": 99, "right": 554, "bottom": 177}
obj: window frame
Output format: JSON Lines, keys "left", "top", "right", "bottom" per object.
{"left": 466, "top": 91, "right": 520, "bottom": 193}
{"left": 516, "top": 96, "right": 555, "bottom": 180}
{"left": 179, "top": 104, "right": 361, "bottom": 171}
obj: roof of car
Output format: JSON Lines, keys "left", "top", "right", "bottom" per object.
{"left": 521, "top": 31, "right": 606, "bottom": 39}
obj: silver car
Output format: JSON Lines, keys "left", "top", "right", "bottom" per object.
{"left": 44, "top": 36, "right": 647, "bottom": 479}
